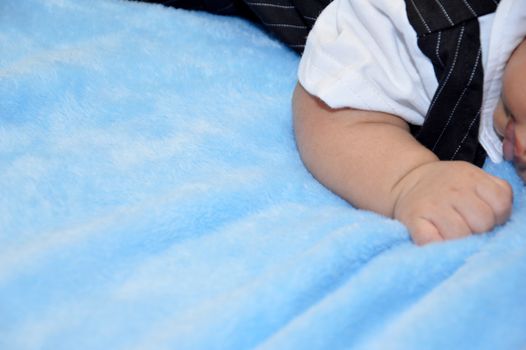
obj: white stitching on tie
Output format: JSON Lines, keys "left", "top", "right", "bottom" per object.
{"left": 435, "top": 32, "right": 445, "bottom": 68}
{"left": 410, "top": 0, "right": 431, "bottom": 33}
{"left": 451, "top": 109, "right": 481, "bottom": 160}
{"left": 428, "top": 26, "right": 465, "bottom": 117}
{"left": 434, "top": 0, "right": 455, "bottom": 26}
{"left": 245, "top": 1, "right": 295, "bottom": 9}
{"left": 462, "top": 0, "right": 478, "bottom": 17}
{"left": 261, "top": 21, "right": 307, "bottom": 29}
{"left": 432, "top": 47, "right": 481, "bottom": 151}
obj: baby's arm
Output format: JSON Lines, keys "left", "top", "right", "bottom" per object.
{"left": 293, "top": 83, "right": 513, "bottom": 244}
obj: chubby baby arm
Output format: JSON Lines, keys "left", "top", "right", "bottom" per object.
{"left": 293, "top": 83, "right": 513, "bottom": 245}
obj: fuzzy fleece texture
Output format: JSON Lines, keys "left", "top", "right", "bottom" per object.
{"left": 1, "top": 1, "right": 525, "bottom": 349}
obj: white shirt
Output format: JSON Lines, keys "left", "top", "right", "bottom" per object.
{"left": 298, "top": 0, "right": 526, "bottom": 163}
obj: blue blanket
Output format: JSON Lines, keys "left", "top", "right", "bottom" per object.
{"left": 1, "top": 1, "right": 525, "bottom": 349}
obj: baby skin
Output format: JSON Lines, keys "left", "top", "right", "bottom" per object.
{"left": 293, "top": 39, "right": 526, "bottom": 245}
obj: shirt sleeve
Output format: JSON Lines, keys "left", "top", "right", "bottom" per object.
{"left": 298, "top": 0, "right": 438, "bottom": 126}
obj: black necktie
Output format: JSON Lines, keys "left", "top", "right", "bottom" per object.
{"left": 241, "top": 0, "right": 329, "bottom": 53}
{"left": 139, "top": 0, "right": 330, "bottom": 53}
{"left": 405, "top": 0, "right": 500, "bottom": 166}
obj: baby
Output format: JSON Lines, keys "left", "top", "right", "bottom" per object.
{"left": 293, "top": 0, "right": 526, "bottom": 245}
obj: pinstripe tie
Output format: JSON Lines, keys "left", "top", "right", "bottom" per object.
{"left": 405, "top": 0, "right": 500, "bottom": 166}
{"left": 140, "top": 0, "right": 330, "bottom": 52}
{"left": 242, "top": 0, "right": 330, "bottom": 52}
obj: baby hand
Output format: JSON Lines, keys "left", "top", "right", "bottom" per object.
{"left": 393, "top": 161, "right": 513, "bottom": 245}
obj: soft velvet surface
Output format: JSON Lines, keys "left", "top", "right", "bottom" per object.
{"left": 1, "top": 1, "right": 525, "bottom": 349}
